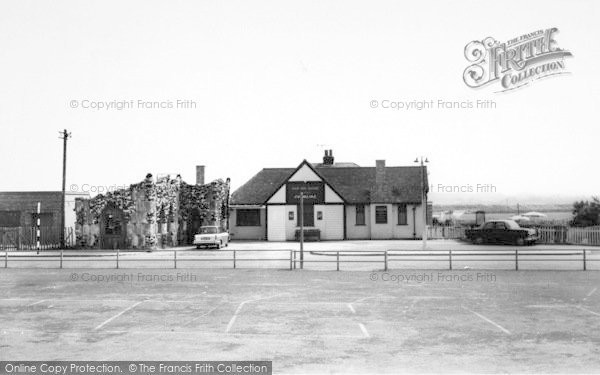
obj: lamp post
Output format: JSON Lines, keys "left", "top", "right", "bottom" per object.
{"left": 414, "top": 157, "right": 429, "bottom": 250}
{"left": 299, "top": 192, "right": 304, "bottom": 269}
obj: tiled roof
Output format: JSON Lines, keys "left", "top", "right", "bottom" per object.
{"left": 230, "top": 162, "right": 428, "bottom": 205}
{"left": 230, "top": 168, "right": 295, "bottom": 205}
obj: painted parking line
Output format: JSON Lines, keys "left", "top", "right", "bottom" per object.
{"left": 576, "top": 305, "right": 600, "bottom": 317}
{"left": 358, "top": 323, "right": 370, "bottom": 338}
{"left": 347, "top": 303, "right": 356, "bottom": 314}
{"left": 526, "top": 304, "right": 571, "bottom": 309}
{"left": 183, "top": 301, "right": 226, "bottom": 326}
{"left": 94, "top": 301, "right": 144, "bottom": 331}
{"left": 346, "top": 301, "right": 370, "bottom": 338}
{"left": 351, "top": 295, "right": 394, "bottom": 304}
{"left": 225, "top": 294, "right": 286, "bottom": 333}
{"left": 462, "top": 306, "right": 511, "bottom": 335}
{"left": 583, "top": 287, "right": 597, "bottom": 302}
{"left": 27, "top": 300, "right": 46, "bottom": 306}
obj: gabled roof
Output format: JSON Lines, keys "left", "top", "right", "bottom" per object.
{"left": 230, "top": 161, "right": 428, "bottom": 205}
{"left": 231, "top": 168, "right": 295, "bottom": 205}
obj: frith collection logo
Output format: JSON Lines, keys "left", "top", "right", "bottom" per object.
{"left": 463, "top": 28, "right": 573, "bottom": 92}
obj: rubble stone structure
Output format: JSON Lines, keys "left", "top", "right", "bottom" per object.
{"left": 75, "top": 173, "right": 230, "bottom": 250}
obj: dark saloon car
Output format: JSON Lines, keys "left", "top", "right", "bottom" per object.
{"left": 465, "top": 220, "right": 538, "bottom": 245}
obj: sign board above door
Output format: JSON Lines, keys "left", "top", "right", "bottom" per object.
{"left": 286, "top": 181, "right": 325, "bottom": 204}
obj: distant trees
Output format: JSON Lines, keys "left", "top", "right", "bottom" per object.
{"left": 571, "top": 197, "right": 600, "bottom": 227}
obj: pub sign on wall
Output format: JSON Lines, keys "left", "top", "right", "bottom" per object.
{"left": 286, "top": 182, "right": 325, "bottom": 204}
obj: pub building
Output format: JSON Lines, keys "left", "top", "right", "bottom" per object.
{"left": 229, "top": 150, "right": 430, "bottom": 241}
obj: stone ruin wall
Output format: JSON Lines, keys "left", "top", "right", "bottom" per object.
{"left": 75, "top": 174, "right": 230, "bottom": 250}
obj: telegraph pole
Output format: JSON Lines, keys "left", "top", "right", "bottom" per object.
{"left": 59, "top": 130, "right": 71, "bottom": 249}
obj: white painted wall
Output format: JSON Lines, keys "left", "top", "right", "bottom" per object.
{"left": 314, "top": 204, "right": 344, "bottom": 240}
{"left": 325, "top": 185, "right": 343, "bottom": 203}
{"left": 268, "top": 202, "right": 425, "bottom": 241}
{"left": 370, "top": 204, "right": 393, "bottom": 239}
{"left": 267, "top": 184, "right": 286, "bottom": 203}
{"left": 345, "top": 204, "right": 371, "bottom": 239}
{"left": 284, "top": 205, "right": 299, "bottom": 240}
{"left": 288, "top": 164, "right": 320, "bottom": 181}
{"left": 368, "top": 203, "right": 426, "bottom": 239}
{"left": 229, "top": 208, "right": 266, "bottom": 240}
{"left": 391, "top": 204, "right": 418, "bottom": 239}
{"left": 267, "top": 205, "right": 287, "bottom": 241}
{"left": 410, "top": 204, "right": 427, "bottom": 239}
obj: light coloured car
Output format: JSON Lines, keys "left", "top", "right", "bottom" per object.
{"left": 193, "top": 226, "right": 230, "bottom": 249}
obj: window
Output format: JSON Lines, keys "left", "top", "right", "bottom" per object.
{"left": 31, "top": 212, "right": 54, "bottom": 227}
{"left": 236, "top": 209, "right": 261, "bottom": 226}
{"left": 397, "top": 204, "right": 407, "bottom": 225}
{"left": 200, "top": 227, "right": 219, "bottom": 234}
{"left": 375, "top": 206, "right": 388, "bottom": 224}
{"left": 289, "top": 211, "right": 294, "bottom": 220}
{"left": 297, "top": 203, "right": 314, "bottom": 227}
{"left": 0, "top": 211, "right": 20, "bottom": 227}
{"left": 317, "top": 211, "right": 323, "bottom": 220}
{"left": 356, "top": 205, "right": 365, "bottom": 226}
{"left": 104, "top": 214, "right": 122, "bottom": 235}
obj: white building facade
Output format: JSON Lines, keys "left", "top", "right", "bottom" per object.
{"left": 229, "top": 151, "right": 429, "bottom": 241}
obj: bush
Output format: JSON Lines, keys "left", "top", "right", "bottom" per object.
{"left": 570, "top": 197, "right": 600, "bottom": 227}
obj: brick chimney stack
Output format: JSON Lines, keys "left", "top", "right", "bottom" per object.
{"left": 375, "top": 159, "right": 386, "bottom": 191}
{"left": 323, "top": 149, "right": 334, "bottom": 165}
{"left": 196, "top": 165, "right": 205, "bottom": 185}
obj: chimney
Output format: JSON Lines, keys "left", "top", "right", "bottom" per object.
{"left": 375, "top": 159, "right": 386, "bottom": 189}
{"left": 323, "top": 149, "right": 334, "bottom": 165}
{"left": 196, "top": 165, "right": 205, "bottom": 185}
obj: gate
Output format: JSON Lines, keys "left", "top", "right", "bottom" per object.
{"left": 0, "top": 227, "right": 20, "bottom": 250}
{"left": 0, "top": 226, "right": 73, "bottom": 250}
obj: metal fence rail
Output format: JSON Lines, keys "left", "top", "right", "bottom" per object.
{"left": 428, "top": 225, "right": 600, "bottom": 246}
{"left": 2, "top": 248, "right": 599, "bottom": 271}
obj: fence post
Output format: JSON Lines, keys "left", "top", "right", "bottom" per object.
{"left": 583, "top": 250, "right": 587, "bottom": 271}
{"left": 60, "top": 250, "right": 63, "bottom": 269}
{"left": 4, "top": 251, "right": 7, "bottom": 268}
{"left": 336, "top": 251, "right": 340, "bottom": 271}
{"left": 116, "top": 249, "right": 119, "bottom": 269}
{"left": 449, "top": 250, "right": 453, "bottom": 270}
{"left": 384, "top": 251, "right": 388, "bottom": 271}
{"left": 174, "top": 250, "right": 177, "bottom": 269}
{"left": 515, "top": 249, "right": 519, "bottom": 271}
{"left": 293, "top": 250, "right": 296, "bottom": 269}
{"left": 289, "top": 250, "right": 293, "bottom": 270}
{"left": 233, "top": 250, "right": 236, "bottom": 269}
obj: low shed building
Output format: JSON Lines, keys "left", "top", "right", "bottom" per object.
{"left": 0, "top": 191, "right": 89, "bottom": 249}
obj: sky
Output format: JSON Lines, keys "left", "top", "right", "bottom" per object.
{"left": 0, "top": 0, "right": 598, "bottom": 205}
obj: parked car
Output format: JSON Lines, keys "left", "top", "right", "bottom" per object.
{"left": 465, "top": 220, "right": 538, "bottom": 245}
{"left": 193, "top": 226, "right": 229, "bottom": 249}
